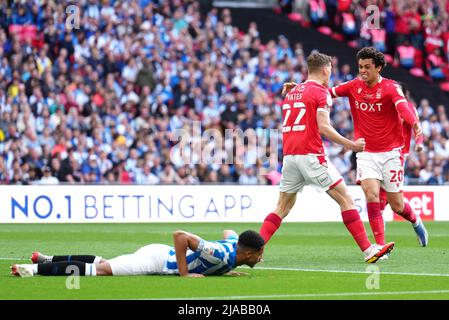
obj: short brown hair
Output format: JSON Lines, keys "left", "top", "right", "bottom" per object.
{"left": 307, "top": 51, "right": 332, "bottom": 74}
{"left": 356, "top": 47, "right": 387, "bottom": 70}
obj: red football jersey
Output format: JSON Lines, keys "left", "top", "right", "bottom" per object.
{"left": 330, "top": 76, "right": 407, "bottom": 152}
{"left": 402, "top": 101, "right": 424, "bottom": 155}
{"left": 282, "top": 80, "right": 332, "bottom": 155}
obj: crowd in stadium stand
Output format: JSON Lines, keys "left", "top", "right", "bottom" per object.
{"left": 280, "top": 0, "right": 449, "bottom": 82}
{"left": 0, "top": 0, "right": 448, "bottom": 186}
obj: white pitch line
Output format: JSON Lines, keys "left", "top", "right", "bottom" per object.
{"left": 0, "top": 257, "right": 28, "bottom": 261}
{"left": 245, "top": 266, "right": 449, "bottom": 277}
{"left": 144, "top": 290, "right": 449, "bottom": 300}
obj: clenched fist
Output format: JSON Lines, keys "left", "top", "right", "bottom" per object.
{"left": 352, "top": 138, "right": 366, "bottom": 152}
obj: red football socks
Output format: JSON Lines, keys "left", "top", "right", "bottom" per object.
{"left": 367, "top": 202, "right": 385, "bottom": 245}
{"left": 341, "top": 209, "right": 371, "bottom": 252}
{"left": 259, "top": 213, "right": 282, "bottom": 243}
{"left": 396, "top": 202, "right": 417, "bottom": 224}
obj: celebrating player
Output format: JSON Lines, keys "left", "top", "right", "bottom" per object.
{"left": 259, "top": 51, "right": 394, "bottom": 263}
{"left": 378, "top": 82, "right": 426, "bottom": 245}
{"left": 330, "top": 47, "right": 428, "bottom": 247}
{"left": 10, "top": 229, "right": 264, "bottom": 277}
{"left": 282, "top": 47, "right": 428, "bottom": 247}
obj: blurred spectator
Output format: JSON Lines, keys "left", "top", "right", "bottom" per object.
{"left": 309, "top": 0, "right": 327, "bottom": 27}
{"left": 0, "top": 0, "right": 447, "bottom": 187}
{"left": 281, "top": 0, "right": 449, "bottom": 82}
{"left": 426, "top": 48, "right": 447, "bottom": 81}
{"left": 238, "top": 166, "right": 259, "bottom": 184}
{"left": 135, "top": 164, "right": 160, "bottom": 185}
{"left": 396, "top": 40, "right": 416, "bottom": 69}
{"left": 427, "top": 165, "right": 444, "bottom": 185}
{"left": 81, "top": 154, "right": 101, "bottom": 183}
{"left": 158, "top": 163, "right": 180, "bottom": 184}
{"left": 218, "top": 164, "right": 237, "bottom": 183}
{"left": 38, "top": 166, "right": 59, "bottom": 185}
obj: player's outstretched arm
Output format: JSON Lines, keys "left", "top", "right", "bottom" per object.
{"left": 317, "top": 110, "right": 365, "bottom": 152}
{"left": 173, "top": 230, "right": 204, "bottom": 277}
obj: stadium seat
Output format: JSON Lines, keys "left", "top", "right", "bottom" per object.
{"left": 414, "top": 49, "right": 423, "bottom": 68}
{"left": 318, "top": 26, "right": 332, "bottom": 36}
{"left": 8, "top": 24, "right": 22, "bottom": 35}
{"left": 273, "top": 6, "right": 282, "bottom": 14}
{"left": 440, "top": 82, "right": 449, "bottom": 92}
{"left": 8, "top": 24, "right": 38, "bottom": 43}
{"left": 22, "top": 25, "right": 37, "bottom": 39}
{"left": 331, "top": 33, "right": 344, "bottom": 41}
{"left": 410, "top": 67, "right": 425, "bottom": 77}
{"left": 300, "top": 20, "right": 311, "bottom": 27}
{"left": 347, "top": 40, "right": 358, "bottom": 48}
{"left": 384, "top": 54, "right": 393, "bottom": 64}
{"left": 287, "top": 13, "right": 303, "bottom": 22}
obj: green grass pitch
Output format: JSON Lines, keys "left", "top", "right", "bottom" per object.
{"left": 1, "top": 222, "right": 449, "bottom": 300}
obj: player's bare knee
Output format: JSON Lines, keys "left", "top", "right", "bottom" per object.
{"left": 364, "top": 191, "right": 379, "bottom": 202}
{"left": 333, "top": 188, "right": 355, "bottom": 209}
{"left": 343, "top": 193, "right": 355, "bottom": 207}
{"left": 361, "top": 185, "right": 379, "bottom": 202}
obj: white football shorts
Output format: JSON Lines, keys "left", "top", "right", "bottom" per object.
{"left": 279, "top": 154, "right": 343, "bottom": 193}
{"left": 356, "top": 150, "right": 404, "bottom": 192}
{"left": 108, "top": 244, "right": 171, "bottom": 276}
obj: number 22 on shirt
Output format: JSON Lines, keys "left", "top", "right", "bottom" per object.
{"left": 282, "top": 102, "right": 306, "bottom": 133}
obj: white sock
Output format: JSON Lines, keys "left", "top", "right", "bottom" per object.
{"left": 85, "top": 263, "right": 97, "bottom": 276}
{"left": 363, "top": 244, "right": 375, "bottom": 256}
{"left": 412, "top": 216, "right": 421, "bottom": 227}
{"left": 31, "top": 264, "right": 38, "bottom": 274}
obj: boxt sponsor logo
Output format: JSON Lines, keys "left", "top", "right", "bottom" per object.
{"left": 394, "top": 192, "right": 434, "bottom": 221}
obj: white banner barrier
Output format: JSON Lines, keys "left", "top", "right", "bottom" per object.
{"left": 0, "top": 185, "right": 446, "bottom": 223}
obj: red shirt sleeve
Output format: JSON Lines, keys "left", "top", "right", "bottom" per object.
{"left": 329, "top": 80, "right": 353, "bottom": 98}
{"left": 389, "top": 83, "right": 418, "bottom": 125}
{"left": 316, "top": 89, "right": 333, "bottom": 112}
{"left": 396, "top": 101, "right": 418, "bottom": 126}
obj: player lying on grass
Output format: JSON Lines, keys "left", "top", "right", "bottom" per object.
{"left": 11, "top": 229, "right": 264, "bottom": 278}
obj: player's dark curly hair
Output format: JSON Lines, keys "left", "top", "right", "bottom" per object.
{"left": 356, "top": 47, "right": 387, "bottom": 70}
{"left": 238, "top": 230, "right": 265, "bottom": 251}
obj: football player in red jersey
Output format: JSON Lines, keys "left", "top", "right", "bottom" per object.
{"left": 259, "top": 52, "right": 394, "bottom": 263}
{"left": 331, "top": 48, "right": 428, "bottom": 247}
{"left": 378, "top": 82, "right": 425, "bottom": 251}
{"left": 282, "top": 47, "right": 428, "bottom": 247}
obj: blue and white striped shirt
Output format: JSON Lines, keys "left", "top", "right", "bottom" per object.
{"left": 164, "top": 235, "right": 238, "bottom": 275}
